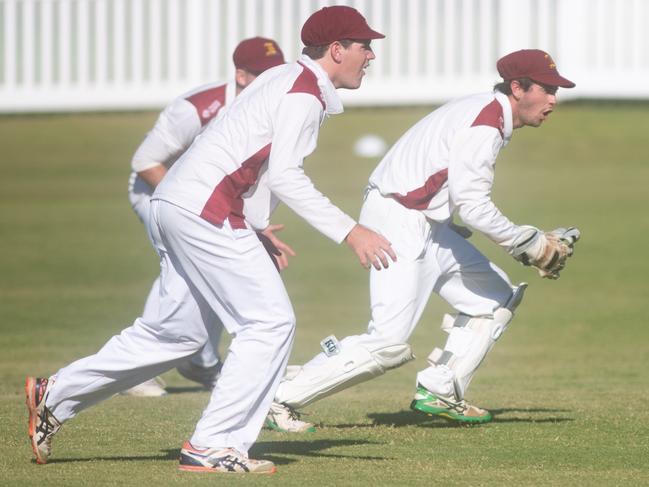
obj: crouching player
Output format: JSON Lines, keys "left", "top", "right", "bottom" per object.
{"left": 273, "top": 49, "right": 580, "bottom": 424}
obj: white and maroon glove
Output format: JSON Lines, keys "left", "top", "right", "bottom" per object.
{"left": 510, "top": 226, "right": 580, "bottom": 279}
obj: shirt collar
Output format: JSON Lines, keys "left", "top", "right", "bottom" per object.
{"left": 298, "top": 54, "right": 344, "bottom": 115}
{"left": 494, "top": 90, "right": 513, "bottom": 145}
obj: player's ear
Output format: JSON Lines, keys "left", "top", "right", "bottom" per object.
{"left": 329, "top": 41, "right": 344, "bottom": 64}
{"left": 235, "top": 68, "right": 254, "bottom": 89}
{"left": 510, "top": 80, "right": 523, "bottom": 100}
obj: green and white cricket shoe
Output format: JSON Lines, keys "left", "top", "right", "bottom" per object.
{"left": 410, "top": 385, "right": 492, "bottom": 424}
{"left": 264, "top": 402, "right": 316, "bottom": 433}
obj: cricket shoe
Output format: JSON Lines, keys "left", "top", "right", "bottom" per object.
{"left": 178, "top": 441, "right": 276, "bottom": 474}
{"left": 120, "top": 376, "right": 167, "bottom": 397}
{"left": 25, "top": 377, "right": 62, "bottom": 464}
{"left": 264, "top": 401, "right": 316, "bottom": 433}
{"left": 176, "top": 360, "right": 222, "bottom": 390}
{"left": 410, "top": 384, "right": 492, "bottom": 424}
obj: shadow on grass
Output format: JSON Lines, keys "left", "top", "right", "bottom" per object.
{"left": 489, "top": 407, "right": 574, "bottom": 424}
{"left": 253, "top": 438, "right": 388, "bottom": 465}
{"left": 42, "top": 409, "right": 572, "bottom": 465}
{"left": 45, "top": 450, "right": 179, "bottom": 464}
{"left": 164, "top": 386, "right": 208, "bottom": 394}
{"left": 361, "top": 408, "right": 573, "bottom": 428}
{"left": 46, "top": 439, "right": 386, "bottom": 466}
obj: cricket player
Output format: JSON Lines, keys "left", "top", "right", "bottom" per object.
{"left": 123, "top": 36, "right": 289, "bottom": 397}
{"left": 273, "top": 49, "right": 580, "bottom": 425}
{"left": 26, "top": 6, "right": 394, "bottom": 474}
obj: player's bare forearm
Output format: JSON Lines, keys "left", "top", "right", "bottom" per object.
{"left": 344, "top": 224, "right": 396, "bottom": 270}
{"left": 137, "top": 164, "right": 168, "bottom": 189}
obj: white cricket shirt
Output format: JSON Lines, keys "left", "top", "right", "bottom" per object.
{"left": 154, "top": 55, "right": 356, "bottom": 243}
{"left": 368, "top": 91, "right": 523, "bottom": 249}
{"left": 131, "top": 83, "right": 236, "bottom": 172}
{"left": 128, "top": 81, "right": 236, "bottom": 193}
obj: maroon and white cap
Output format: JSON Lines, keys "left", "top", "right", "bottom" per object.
{"left": 301, "top": 6, "right": 385, "bottom": 47}
{"left": 497, "top": 49, "right": 575, "bottom": 88}
{"left": 232, "top": 37, "right": 285, "bottom": 75}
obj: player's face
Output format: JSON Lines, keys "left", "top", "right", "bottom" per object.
{"left": 516, "top": 82, "right": 558, "bottom": 128}
{"left": 336, "top": 40, "right": 375, "bottom": 89}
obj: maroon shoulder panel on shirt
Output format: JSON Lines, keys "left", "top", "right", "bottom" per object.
{"left": 470, "top": 99, "right": 505, "bottom": 139}
{"left": 185, "top": 84, "right": 228, "bottom": 126}
{"left": 288, "top": 62, "right": 326, "bottom": 109}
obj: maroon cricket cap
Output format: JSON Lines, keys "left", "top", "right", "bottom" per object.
{"left": 301, "top": 6, "right": 385, "bottom": 46}
{"left": 497, "top": 49, "right": 575, "bottom": 88}
{"left": 232, "top": 37, "right": 285, "bottom": 75}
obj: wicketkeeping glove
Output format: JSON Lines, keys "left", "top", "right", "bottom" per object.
{"left": 509, "top": 226, "right": 580, "bottom": 279}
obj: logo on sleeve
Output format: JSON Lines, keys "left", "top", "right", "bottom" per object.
{"left": 202, "top": 100, "right": 223, "bottom": 120}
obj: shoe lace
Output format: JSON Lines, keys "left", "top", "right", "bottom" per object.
{"left": 36, "top": 408, "right": 59, "bottom": 447}
{"left": 216, "top": 451, "right": 250, "bottom": 472}
{"left": 436, "top": 395, "right": 468, "bottom": 414}
{"left": 272, "top": 403, "right": 308, "bottom": 423}
{"left": 286, "top": 404, "right": 310, "bottom": 422}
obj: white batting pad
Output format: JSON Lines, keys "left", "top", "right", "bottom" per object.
{"left": 275, "top": 341, "right": 414, "bottom": 409}
{"left": 418, "top": 283, "right": 526, "bottom": 400}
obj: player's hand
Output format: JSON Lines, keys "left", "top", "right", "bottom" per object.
{"left": 258, "top": 224, "right": 296, "bottom": 272}
{"left": 510, "top": 226, "right": 579, "bottom": 279}
{"left": 535, "top": 227, "right": 580, "bottom": 279}
{"left": 344, "top": 224, "right": 396, "bottom": 270}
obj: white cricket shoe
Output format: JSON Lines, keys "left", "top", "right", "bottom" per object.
{"left": 120, "top": 377, "right": 167, "bottom": 397}
{"left": 265, "top": 402, "right": 316, "bottom": 433}
{"left": 178, "top": 441, "right": 276, "bottom": 474}
{"left": 176, "top": 361, "right": 222, "bottom": 390}
{"left": 25, "top": 377, "right": 61, "bottom": 464}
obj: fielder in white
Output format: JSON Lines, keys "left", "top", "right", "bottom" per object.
{"left": 122, "top": 37, "right": 289, "bottom": 397}
{"left": 26, "top": 6, "right": 394, "bottom": 474}
{"left": 274, "top": 49, "right": 581, "bottom": 424}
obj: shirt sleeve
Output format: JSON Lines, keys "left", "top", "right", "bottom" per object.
{"left": 448, "top": 126, "right": 521, "bottom": 249}
{"left": 130, "top": 98, "right": 202, "bottom": 173}
{"left": 266, "top": 93, "right": 356, "bottom": 243}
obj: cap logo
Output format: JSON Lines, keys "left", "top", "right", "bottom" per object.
{"left": 543, "top": 53, "right": 556, "bottom": 69}
{"left": 264, "top": 42, "right": 278, "bottom": 57}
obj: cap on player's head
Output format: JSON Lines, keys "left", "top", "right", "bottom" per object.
{"left": 301, "top": 5, "right": 384, "bottom": 46}
{"left": 232, "top": 37, "right": 285, "bottom": 75}
{"left": 497, "top": 49, "right": 575, "bottom": 88}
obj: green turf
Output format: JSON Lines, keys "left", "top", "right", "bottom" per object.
{"left": 1, "top": 102, "right": 648, "bottom": 486}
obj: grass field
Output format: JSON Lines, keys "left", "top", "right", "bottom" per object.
{"left": 1, "top": 102, "right": 648, "bottom": 486}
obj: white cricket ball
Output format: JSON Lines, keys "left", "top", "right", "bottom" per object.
{"left": 353, "top": 134, "right": 387, "bottom": 158}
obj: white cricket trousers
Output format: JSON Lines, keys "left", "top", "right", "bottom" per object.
{"left": 47, "top": 199, "right": 295, "bottom": 453}
{"left": 130, "top": 174, "right": 221, "bottom": 368}
{"left": 297, "top": 189, "right": 512, "bottom": 394}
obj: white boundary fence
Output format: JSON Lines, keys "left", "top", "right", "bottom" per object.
{"left": 1, "top": 0, "right": 648, "bottom": 113}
